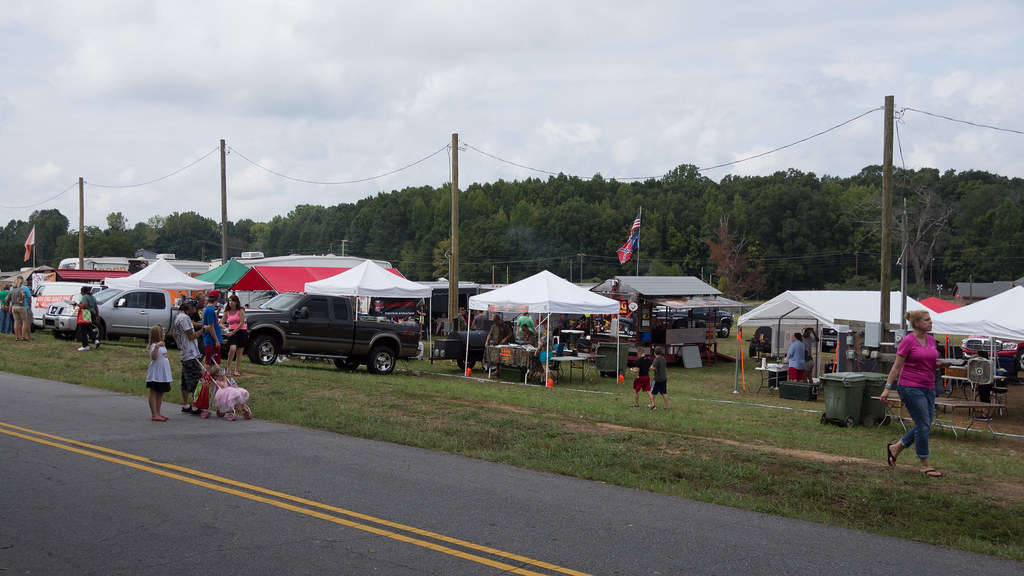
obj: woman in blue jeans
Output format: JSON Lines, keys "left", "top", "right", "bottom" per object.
{"left": 880, "top": 310, "right": 941, "bottom": 477}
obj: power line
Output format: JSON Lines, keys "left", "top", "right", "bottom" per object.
{"left": 229, "top": 144, "right": 450, "bottom": 185}
{"left": 902, "top": 107, "right": 1024, "bottom": 136}
{"left": 87, "top": 146, "right": 220, "bottom": 188}
{"left": 0, "top": 181, "right": 79, "bottom": 210}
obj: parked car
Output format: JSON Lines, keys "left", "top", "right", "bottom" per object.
{"left": 960, "top": 335, "right": 1024, "bottom": 373}
{"left": 45, "top": 288, "right": 177, "bottom": 342}
{"left": 243, "top": 293, "right": 421, "bottom": 374}
{"left": 31, "top": 282, "right": 102, "bottom": 329}
{"left": 661, "top": 308, "right": 733, "bottom": 337}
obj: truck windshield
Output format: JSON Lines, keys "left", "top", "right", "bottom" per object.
{"left": 260, "top": 293, "right": 304, "bottom": 311}
{"left": 94, "top": 289, "right": 124, "bottom": 305}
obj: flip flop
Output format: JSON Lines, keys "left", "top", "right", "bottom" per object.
{"left": 151, "top": 416, "right": 168, "bottom": 422}
{"left": 886, "top": 443, "right": 898, "bottom": 467}
{"left": 922, "top": 468, "right": 942, "bottom": 478}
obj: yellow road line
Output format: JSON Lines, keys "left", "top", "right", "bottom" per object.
{"left": 0, "top": 421, "right": 592, "bottom": 576}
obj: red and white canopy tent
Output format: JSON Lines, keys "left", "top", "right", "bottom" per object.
{"left": 231, "top": 265, "right": 405, "bottom": 294}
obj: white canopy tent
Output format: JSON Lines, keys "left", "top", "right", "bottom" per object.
{"left": 468, "top": 270, "right": 621, "bottom": 383}
{"left": 931, "top": 285, "right": 1024, "bottom": 339}
{"left": 304, "top": 260, "right": 431, "bottom": 298}
{"left": 104, "top": 258, "right": 214, "bottom": 291}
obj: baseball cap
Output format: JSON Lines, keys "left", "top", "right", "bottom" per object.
{"left": 208, "top": 289, "right": 220, "bottom": 300}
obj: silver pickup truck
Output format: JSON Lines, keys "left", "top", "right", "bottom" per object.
{"left": 44, "top": 287, "right": 177, "bottom": 341}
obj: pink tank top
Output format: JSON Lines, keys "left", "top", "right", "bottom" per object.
{"left": 225, "top": 309, "right": 246, "bottom": 331}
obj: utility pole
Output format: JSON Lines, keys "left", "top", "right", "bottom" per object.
{"left": 880, "top": 96, "right": 894, "bottom": 328}
{"left": 78, "top": 177, "right": 84, "bottom": 270}
{"left": 220, "top": 139, "right": 228, "bottom": 264}
{"left": 448, "top": 134, "right": 460, "bottom": 327}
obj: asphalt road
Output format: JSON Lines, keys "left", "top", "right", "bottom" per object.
{"left": 1, "top": 371, "right": 1021, "bottom": 575}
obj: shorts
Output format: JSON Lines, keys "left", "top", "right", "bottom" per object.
{"left": 10, "top": 305, "right": 29, "bottom": 321}
{"left": 180, "top": 359, "right": 203, "bottom": 393}
{"left": 227, "top": 329, "right": 248, "bottom": 349}
{"left": 977, "top": 383, "right": 992, "bottom": 403}
{"left": 788, "top": 367, "right": 805, "bottom": 381}
{"left": 147, "top": 381, "right": 172, "bottom": 394}
{"left": 204, "top": 344, "right": 222, "bottom": 366}
{"left": 632, "top": 376, "right": 651, "bottom": 392}
{"left": 651, "top": 380, "right": 667, "bottom": 395}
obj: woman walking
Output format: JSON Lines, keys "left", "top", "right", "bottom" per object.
{"left": 881, "top": 310, "right": 942, "bottom": 477}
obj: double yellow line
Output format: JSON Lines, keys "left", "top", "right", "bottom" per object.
{"left": 0, "top": 421, "right": 592, "bottom": 576}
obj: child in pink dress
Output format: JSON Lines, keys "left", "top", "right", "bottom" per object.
{"left": 212, "top": 367, "right": 252, "bottom": 420}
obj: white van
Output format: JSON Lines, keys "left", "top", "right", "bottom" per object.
{"left": 31, "top": 282, "right": 102, "bottom": 329}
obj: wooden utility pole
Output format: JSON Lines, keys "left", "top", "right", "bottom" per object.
{"left": 220, "top": 139, "right": 228, "bottom": 264}
{"left": 78, "top": 177, "right": 84, "bottom": 270}
{"left": 448, "top": 134, "right": 460, "bottom": 326}
{"left": 880, "top": 96, "right": 894, "bottom": 327}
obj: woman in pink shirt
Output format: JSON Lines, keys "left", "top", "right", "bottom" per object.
{"left": 880, "top": 310, "right": 941, "bottom": 477}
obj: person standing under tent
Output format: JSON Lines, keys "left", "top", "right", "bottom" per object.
{"left": 881, "top": 309, "right": 942, "bottom": 478}
{"left": 786, "top": 332, "right": 806, "bottom": 384}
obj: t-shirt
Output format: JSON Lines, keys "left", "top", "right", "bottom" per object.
{"left": 80, "top": 293, "right": 98, "bottom": 317}
{"left": 516, "top": 315, "right": 535, "bottom": 330}
{"left": 487, "top": 321, "right": 512, "bottom": 345}
{"left": 0, "top": 289, "right": 8, "bottom": 307}
{"left": 173, "top": 311, "right": 201, "bottom": 362}
{"left": 201, "top": 304, "right": 223, "bottom": 347}
{"left": 896, "top": 333, "right": 938, "bottom": 389}
{"left": 787, "top": 340, "right": 806, "bottom": 370}
{"left": 8, "top": 286, "right": 25, "bottom": 306}
{"left": 652, "top": 356, "right": 668, "bottom": 383}
{"left": 635, "top": 356, "right": 652, "bottom": 377}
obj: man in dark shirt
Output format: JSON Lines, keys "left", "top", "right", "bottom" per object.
{"left": 630, "top": 347, "right": 654, "bottom": 408}
{"left": 484, "top": 314, "right": 513, "bottom": 347}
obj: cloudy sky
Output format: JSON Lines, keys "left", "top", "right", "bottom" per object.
{"left": 1, "top": 1, "right": 1022, "bottom": 231}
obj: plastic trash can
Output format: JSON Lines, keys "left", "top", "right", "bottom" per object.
{"left": 819, "top": 372, "right": 865, "bottom": 428}
{"left": 859, "top": 372, "right": 889, "bottom": 427}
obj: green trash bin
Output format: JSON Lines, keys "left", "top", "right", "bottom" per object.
{"left": 820, "top": 372, "right": 865, "bottom": 428}
{"left": 859, "top": 372, "right": 889, "bottom": 427}
{"left": 594, "top": 342, "right": 628, "bottom": 378}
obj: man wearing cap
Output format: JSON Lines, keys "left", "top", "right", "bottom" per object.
{"left": 202, "top": 290, "right": 224, "bottom": 367}
{"left": 173, "top": 298, "right": 205, "bottom": 414}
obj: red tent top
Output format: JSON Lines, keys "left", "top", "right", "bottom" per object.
{"left": 56, "top": 269, "right": 132, "bottom": 282}
{"left": 229, "top": 266, "right": 404, "bottom": 293}
{"left": 919, "top": 296, "right": 960, "bottom": 313}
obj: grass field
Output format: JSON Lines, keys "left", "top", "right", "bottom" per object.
{"left": 3, "top": 334, "right": 1023, "bottom": 562}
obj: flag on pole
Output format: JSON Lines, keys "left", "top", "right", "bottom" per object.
{"left": 23, "top": 225, "right": 36, "bottom": 262}
{"left": 616, "top": 210, "right": 641, "bottom": 264}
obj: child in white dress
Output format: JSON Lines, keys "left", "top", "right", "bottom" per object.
{"left": 146, "top": 324, "right": 173, "bottom": 421}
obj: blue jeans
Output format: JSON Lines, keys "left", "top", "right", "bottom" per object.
{"left": 0, "top": 308, "right": 11, "bottom": 333}
{"left": 898, "top": 385, "right": 935, "bottom": 459}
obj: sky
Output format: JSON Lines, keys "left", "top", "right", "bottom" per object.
{"left": 1, "top": 1, "right": 1022, "bottom": 232}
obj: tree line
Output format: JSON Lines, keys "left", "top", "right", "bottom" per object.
{"left": 3, "top": 164, "right": 1022, "bottom": 300}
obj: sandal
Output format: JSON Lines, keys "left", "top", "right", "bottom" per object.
{"left": 922, "top": 468, "right": 943, "bottom": 478}
{"left": 886, "top": 443, "right": 898, "bottom": 467}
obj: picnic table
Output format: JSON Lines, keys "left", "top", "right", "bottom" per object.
{"left": 874, "top": 395, "right": 1006, "bottom": 439}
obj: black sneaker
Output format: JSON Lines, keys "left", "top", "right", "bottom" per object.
{"left": 190, "top": 407, "right": 202, "bottom": 415}
{"left": 181, "top": 406, "right": 192, "bottom": 413}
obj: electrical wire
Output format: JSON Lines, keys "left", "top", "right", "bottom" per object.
{"left": 87, "top": 146, "right": 220, "bottom": 188}
{"left": 902, "top": 107, "right": 1024, "bottom": 136}
{"left": 0, "top": 181, "right": 79, "bottom": 209}
{"left": 229, "top": 144, "right": 450, "bottom": 185}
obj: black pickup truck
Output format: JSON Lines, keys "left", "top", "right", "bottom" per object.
{"left": 244, "top": 293, "right": 421, "bottom": 375}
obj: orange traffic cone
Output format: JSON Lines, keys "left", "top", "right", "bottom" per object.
{"left": 617, "top": 374, "right": 624, "bottom": 384}
{"left": 465, "top": 367, "right": 472, "bottom": 377}
{"left": 546, "top": 378, "right": 554, "bottom": 387}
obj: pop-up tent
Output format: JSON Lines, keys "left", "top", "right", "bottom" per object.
{"left": 468, "top": 270, "right": 621, "bottom": 382}
{"left": 739, "top": 290, "right": 927, "bottom": 330}
{"left": 931, "top": 286, "right": 1024, "bottom": 339}
{"left": 104, "top": 258, "right": 214, "bottom": 291}
{"left": 304, "top": 260, "right": 431, "bottom": 298}
{"left": 470, "top": 270, "right": 620, "bottom": 315}
{"left": 195, "top": 259, "right": 250, "bottom": 290}
{"left": 919, "top": 296, "right": 960, "bottom": 313}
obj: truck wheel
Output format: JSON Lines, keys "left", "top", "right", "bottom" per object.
{"left": 1017, "top": 349, "right": 1024, "bottom": 372}
{"left": 249, "top": 334, "right": 278, "bottom": 365}
{"left": 334, "top": 358, "right": 360, "bottom": 371}
{"left": 456, "top": 359, "right": 477, "bottom": 370}
{"left": 97, "top": 321, "right": 109, "bottom": 340}
{"left": 367, "top": 345, "right": 396, "bottom": 375}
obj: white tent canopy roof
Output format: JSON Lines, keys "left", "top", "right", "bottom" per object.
{"left": 104, "top": 258, "right": 214, "bottom": 291}
{"left": 931, "top": 285, "right": 1024, "bottom": 339}
{"left": 304, "top": 260, "right": 431, "bottom": 298}
{"left": 738, "top": 290, "right": 927, "bottom": 328}
{"left": 469, "top": 270, "right": 620, "bottom": 315}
